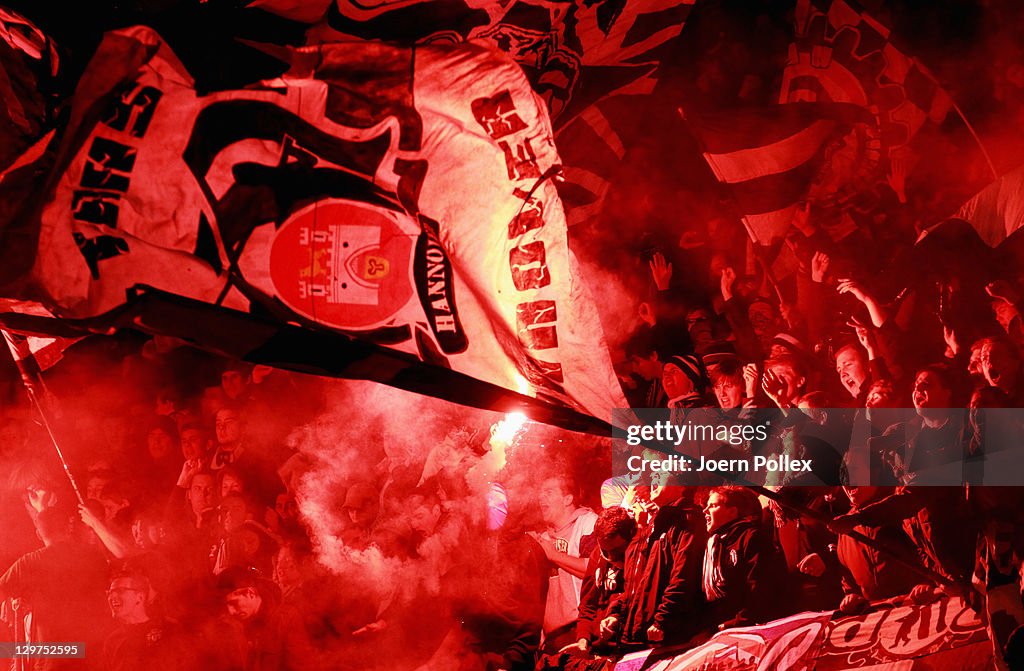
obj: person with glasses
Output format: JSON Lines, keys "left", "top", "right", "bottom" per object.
{"left": 101, "top": 570, "right": 194, "bottom": 671}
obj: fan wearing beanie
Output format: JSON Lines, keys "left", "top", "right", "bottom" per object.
{"left": 661, "top": 355, "right": 711, "bottom": 409}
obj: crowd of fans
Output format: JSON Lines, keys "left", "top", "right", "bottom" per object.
{"left": 3, "top": 0, "right": 1024, "bottom": 670}
{"left": 2, "top": 203, "right": 1024, "bottom": 671}
{"left": 597, "top": 171, "right": 1024, "bottom": 668}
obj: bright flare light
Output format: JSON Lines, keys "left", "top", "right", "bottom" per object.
{"left": 492, "top": 411, "right": 527, "bottom": 444}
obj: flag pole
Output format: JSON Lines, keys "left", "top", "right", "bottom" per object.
{"left": 1, "top": 330, "right": 85, "bottom": 506}
{"left": 950, "top": 98, "right": 999, "bottom": 180}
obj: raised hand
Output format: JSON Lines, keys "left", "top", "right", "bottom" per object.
{"left": 742, "top": 363, "right": 759, "bottom": 399}
{"left": 79, "top": 503, "right": 101, "bottom": 530}
{"left": 762, "top": 368, "right": 787, "bottom": 404}
{"left": 847, "top": 316, "right": 876, "bottom": 357}
{"left": 721, "top": 266, "right": 737, "bottom": 302}
{"left": 838, "top": 279, "right": 888, "bottom": 327}
{"left": 649, "top": 252, "right": 673, "bottom": 291}
{"left": 810, "top": 252, "right": 830, "bottom": 283}
{"left": 836, "top": 278, "right": 868, "bottom": 303}
{"left": 887, "top": 157, "right": 908, "bottom": 204}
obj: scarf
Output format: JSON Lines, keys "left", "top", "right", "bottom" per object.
{"left": 702, "top": 533, "right": 727, "bottom": 601}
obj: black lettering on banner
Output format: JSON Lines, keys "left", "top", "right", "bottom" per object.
{"left": 469, "top": 90, "right": 562, "bottom": 397}
{"left": 516, "top": 300, "right": 558, "bottom": 349}
{"left": 498, "top": 138, "right": 541, "bottom": 181}
{"left": 73, "top": 232, "right": 129, "bottom": 279}
{"left": 414, "top": 217, "right": 468, "bottom": 354}
{"left": 72, "top": 191, "right": 121, "bottom": 228}
{"left": 509, "top": 241, "right": 550, "bottom": 290}
{"left": 80, "top": 137, "right": 136, "bottom": 192}
{"left": 72, "top": 136, "right": 142, "bottom": 276}
{"left": 471, "top": 91, "right": 528, "bottom": 140}
{"left": 103, "top": 85, "right": 163, "bottom": 138}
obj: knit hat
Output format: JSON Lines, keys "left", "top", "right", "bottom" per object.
{"left": 666, "top": 354, "right": 710, "bottom": 396}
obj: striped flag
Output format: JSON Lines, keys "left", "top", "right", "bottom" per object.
{"left": 683, "top": 102, "right": 871, "bottom": 243}
{"left": 778, "top": 0, "right": 968, "bottom": 230}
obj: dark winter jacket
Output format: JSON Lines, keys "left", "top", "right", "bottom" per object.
{"left": 702, "top": 517, "right": 787, "bottom": 629}
{"left": 575, "top": 546, "right": 624, "bottom": 644}
{"left": 607, "top": 497, "right": 707, "bottom": 647}
{"left": 837, "top": 520, "right": 922, "bottom": 601}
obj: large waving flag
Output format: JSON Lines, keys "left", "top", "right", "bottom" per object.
{"left": 253, "top": 0, "right": 697, "bottom": 230}
{"left": 778, "top": 0, "right": 990, "bottom": 231}
{"left": 5, "top": 26, "right": 626, "bottom": 425}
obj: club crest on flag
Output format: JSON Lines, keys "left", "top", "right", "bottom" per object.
{"left": 270, "top": 199, "right": 418, "bottom": 329}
